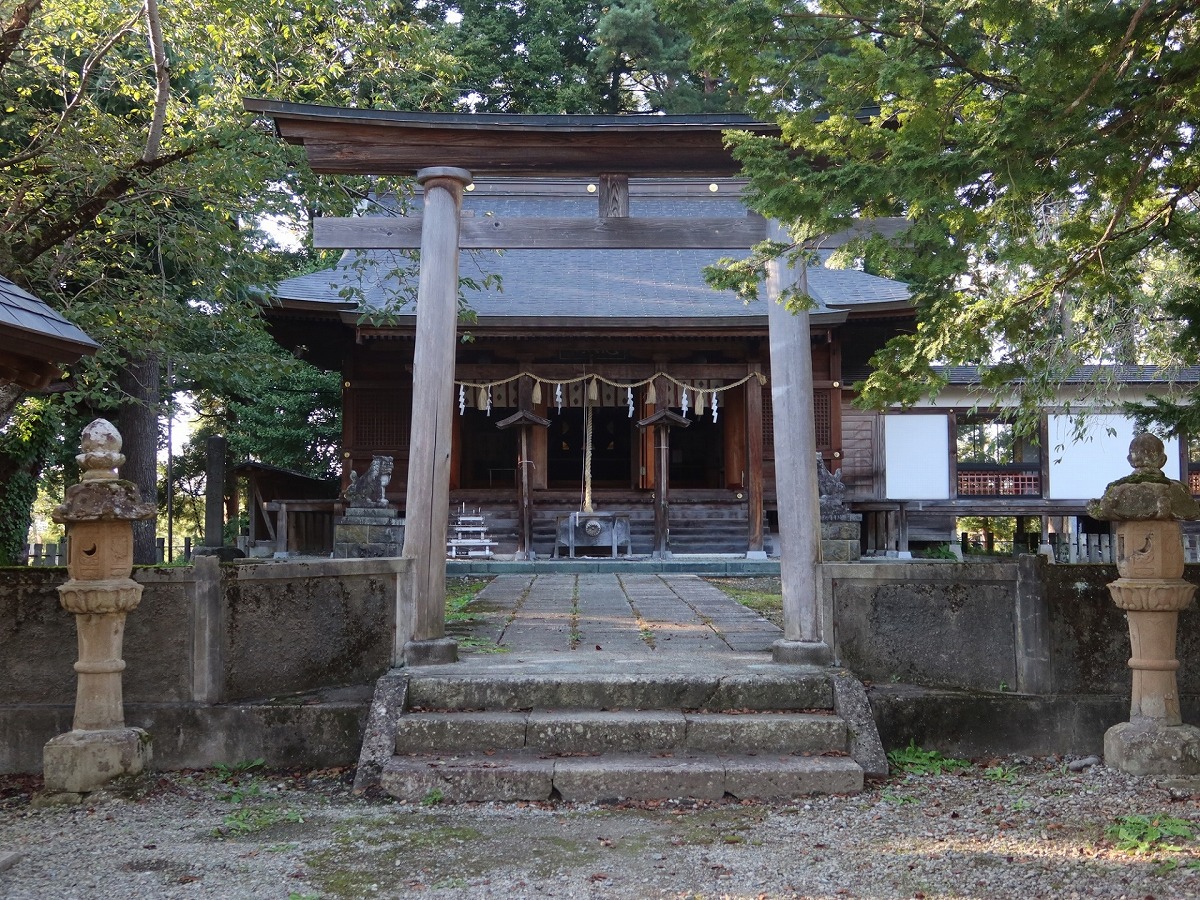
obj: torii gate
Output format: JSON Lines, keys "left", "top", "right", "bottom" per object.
{"left": 246, "top": 100, "right": 897, "bottom": 667}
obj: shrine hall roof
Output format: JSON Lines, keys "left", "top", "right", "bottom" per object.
{"left": 269, "top": 182, "right": 913, "bottom": 327}
{"left": 0, "top": 274, "right": 98, "bottom": 388}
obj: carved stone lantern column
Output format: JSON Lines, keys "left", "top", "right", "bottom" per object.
{"left": 42, "top": 419, "right": 157, "bottom": 796}
{"left": 1090, "top": 433, "right": 1200, "bottom": 775}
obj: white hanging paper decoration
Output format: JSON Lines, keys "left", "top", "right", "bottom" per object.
{"left": 712, "top": 391, "right": 719, "bottom": 422}
{"left": 458, "top": 383, "right": 465, "bottom": 415}
{"left": 681, "top": 388, "right": 689, "bottom": 417}
{"left": 627, "top": 387, "right": 634, "bottom": 417}
{"left": 486, "top": 385, "right": 493, "bottom": 416}
{"left": 555, "top": 382, "right": 563, "bottom": 413}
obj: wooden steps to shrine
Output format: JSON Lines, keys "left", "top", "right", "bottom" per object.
{"left": 452, "top": 496, "right": 756, "bottom": 557}
{"left": 358, "top": 666, "right": 879, "bottom": 804}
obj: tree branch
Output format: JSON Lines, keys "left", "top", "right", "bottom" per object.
{"left": 142, "top": 0, "right": 169, "bottom": 162}
{"left": 0, "top": 0, "right": 41, "bottom": 75}
{"left": 13, "top": 144, "right": 206, "bottom": 267}
{"left": 0, "top": 5, "right": 143, "bottom": 169}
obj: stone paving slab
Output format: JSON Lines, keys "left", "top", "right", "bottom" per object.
{"left": 722, "top": 755, "right": 863, "bottom": 798}
{"left": 552, "top": 753, "right": 728, "bottom": 802}
{"left": 394, "top": 711, "right": 528, "bottom": 753}
{"left": 380, "top": 753, "right": 553, "bottom": 803}
{"left": 527, "top": 710, "right": 687, "bottom": 753}
{"left": 682, "top": 712, "right": 846, "bottom": 754}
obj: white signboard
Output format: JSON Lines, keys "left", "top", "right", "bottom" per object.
{"left": 1047, "top": 414, "right": 1182, "bottom": 500}
{"left": 884, "top": 414, "right": 951, "bottom": 499}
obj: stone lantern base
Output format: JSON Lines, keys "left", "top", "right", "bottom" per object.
{"left": 1104, "top": 721, "right": 1200, "bottom": 777}
{"left": 43, "top": 727, "right": 152, "bottom": 796}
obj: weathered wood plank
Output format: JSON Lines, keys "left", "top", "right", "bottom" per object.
{"left": 315, "top": 215, "right": 767, "bottom": 250}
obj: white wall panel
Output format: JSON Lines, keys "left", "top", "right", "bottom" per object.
{"left": 884, "top": 414, "right": 951, "bottom": 499}
{"left": 1047, "top": 414, "right": 1181, "bottom": 499}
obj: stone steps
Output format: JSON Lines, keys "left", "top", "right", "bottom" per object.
{"left": 395, "top": 709, "right": 847, "bottom": 755}
{"left": 380, "top": 751, "right": 862, "bottom": 804}
{"left": 359, "top": 666, "right": 882, "bottom": 803}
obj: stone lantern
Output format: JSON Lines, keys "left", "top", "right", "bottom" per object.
{"left": 42, "top": 419, "right": 156, "bottom": 796}
{"left": 1090, "top": 433, "right": 1200, "bottom": 775}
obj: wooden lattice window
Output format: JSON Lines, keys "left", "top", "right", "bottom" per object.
{"left": 813, "top": 389, "right": 832, "bottom": 449}
{"left": 762, "top": 389, "right": 833, "bottom": 450}
{"left": 956, "top": 417, "right": 1041, "bottom": 497}
{"left": 957, "top": 470, "right": 1041, "bottom": 496}
{"left": 350, "top": 388, "right": 410, "bottom": 450}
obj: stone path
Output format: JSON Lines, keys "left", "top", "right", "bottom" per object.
{"left": 466, "top": 573, "right": 781, "bottom": 658}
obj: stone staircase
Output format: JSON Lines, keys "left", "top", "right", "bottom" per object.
{"left": 354, "top": 664, "right": 886, "bottom": 803}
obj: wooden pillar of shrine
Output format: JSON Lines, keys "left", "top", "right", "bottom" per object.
{"left": 766, "top": 220, "right": 831, "bottom": 664}
{"left": 638, "top": 408, "right": 690, "bottom": 559}
{"left": 497, "top": 374, "right": 549, "bottom": 561}
{"left": 400, "top": 166, "right": 471, "bottom": 666}
{"left": 745, "top": 365, "right": 766, "bottom": 558}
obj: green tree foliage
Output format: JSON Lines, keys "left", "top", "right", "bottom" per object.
{"left": 425, "top": 0, "right": 737, "bottom": 113}
{"left": 674, "top": 1, "right": 1200, "bottom": 432}
{"left": 0, "top": 397, "right": 61, "bottom": 564}
{"left": 0, "top": 0, "right": 460, "bottom": 557}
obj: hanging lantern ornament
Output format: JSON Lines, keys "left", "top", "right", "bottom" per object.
{"left": 555, "top": 382, "right": 564, "bottom": 413}
{"left": 532, "top": 380, "right": 543, "bottom": 405}
{"left": 627, "top": 387, "right": 634, "bottom": 418}
{"left": 681, "top": 388, "right": 690, "bottom": 418}
{"left": 458, "top": 383, "right": 466, "bottom": 415}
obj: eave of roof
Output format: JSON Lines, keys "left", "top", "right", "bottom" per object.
{"left": 0, "top": 275, "right": 99, "bottom": 389}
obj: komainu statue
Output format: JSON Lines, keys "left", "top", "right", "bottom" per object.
{"left": 343, "top": 455, "right": 394, "bottom": 509}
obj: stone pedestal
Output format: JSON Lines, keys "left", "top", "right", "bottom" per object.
{"left": 42, "top": 419, "right": 156, "bottom": 798}
{"left": 334, "top": 508, "right": 405, "bottom": 558}
{"left": 821, "top": 516, "right": 862, "bottom": 563}
{"left": 1091, "top": 435, "right": 1200, "bottom": 776}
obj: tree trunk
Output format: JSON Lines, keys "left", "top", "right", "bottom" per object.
{"left": 117, "top": 353, "right": 160, "bottom": 564}
{"left": 0, "top": 383, "right": 22, "bottom": 429}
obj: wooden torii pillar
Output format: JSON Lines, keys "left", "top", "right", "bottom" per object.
{"left": 637, "top": 408, "right": 690, "bottom": 559}
{"left": 399, "top": 166, "right": 471, "bottom": 666}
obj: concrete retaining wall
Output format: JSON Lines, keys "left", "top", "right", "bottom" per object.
{"left": 1, "top": 557, "right": 411, "bottom": 771}
{"left": 826, "top": 556, "right": 1200, "bottom": 696}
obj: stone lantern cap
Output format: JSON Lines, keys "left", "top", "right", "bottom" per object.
{"left": 51, "top": 419, "right": 156, "bottom": 524}
{"left": 1089, "top": 433, "right": 1200, "bottom": 522}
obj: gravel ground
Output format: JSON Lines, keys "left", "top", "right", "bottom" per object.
{"left": 2, "top": 757, "right": 1199, "bottom": 899}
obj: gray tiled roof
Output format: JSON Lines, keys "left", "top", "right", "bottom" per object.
{"left": 0, "top": 275, "right": 98, "bottom": 352}
{"left": 272, "top": 190, "right": 912, "bottom": 321}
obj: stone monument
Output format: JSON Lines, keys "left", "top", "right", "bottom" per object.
{"left": 333, "top": 455, "right": 405, "bottom": 557}
{"left": 1090, "top": 433, "right": 1200, "bottom": 775}
{"left": 818, "top": 454, "right": 862, "bottom": 562}
{"left": 42, "top": 419, "right": 156, "bottom": 797}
